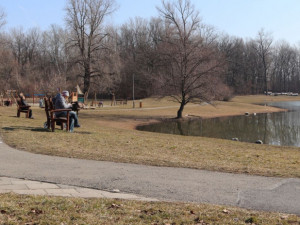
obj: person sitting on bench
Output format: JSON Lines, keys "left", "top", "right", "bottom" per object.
{"left": 19, "top": 93, "right": 34, "bottom": 119}
{"left": 54, "top": 90, "right": 80, "bottom": 132}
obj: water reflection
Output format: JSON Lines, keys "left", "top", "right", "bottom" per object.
{"left": 137, "top": 101, "right": 300, "bottom": 147}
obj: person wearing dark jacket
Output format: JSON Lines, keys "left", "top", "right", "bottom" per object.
{"left": 19, "top": 93, "right": 34, "bottom": 119}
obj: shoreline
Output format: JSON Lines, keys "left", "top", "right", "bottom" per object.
{"left": 97, "top": 100, "right": 289, "bottom": 131}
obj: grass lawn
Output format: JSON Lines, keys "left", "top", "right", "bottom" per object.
{"left": 0, "top": 193, "right": 299, "bottom": 225}
{"left": 0, "top": 95, "right": 300, "bottom": 178}
{"left": 1, "top": 95, "right": 300, "bottom": 223}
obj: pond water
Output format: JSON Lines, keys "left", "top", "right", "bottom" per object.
{"left": 137, "top": 101, "right": 300, "bottom": 147}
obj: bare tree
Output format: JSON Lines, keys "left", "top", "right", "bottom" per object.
{"left": 90, "top": 26, "right": 121, "bottom": 94}
{"left": 9, "top": 27, "right": 42, "bottom": 92}
{"left": 253, "top": 29, "right": 273, "bottom": 94}
{"left": 271, "top": 41, "right": 299, "bottom": 93}
{"left": 65, "top": 0, "right": 117, "bottom": 94}
{"left": 118, "top": 17, "right": 159, "bottom": 99}
{"left": 218, "top": 35, "right": 247, "bottom": 94}
{"left": 0, "top": 34, "right": 15, "bottom": 92}
{"left": 0, "top": 7, "right": 6, "bottom": 30}
{"left": 157, "top": 0, "right": 226, "bottom": 118}
{"left": 37, "top": 25, "right": 70, "bottom": 93}
{"left": 218, "top": 35, "right": 269, "bottom": 95}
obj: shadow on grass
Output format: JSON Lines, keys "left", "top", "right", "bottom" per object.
{"left": 74, "top": 131, "right": 93, "bottom": 134}
{"left": 2, "top": 126, "right": 93, "bottom": 134}
{"left": 2, "top": 126, "right": 49, "bottom": 132}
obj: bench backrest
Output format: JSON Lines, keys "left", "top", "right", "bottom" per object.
{"left": 16, "top": 98, "right": 30, "bottom": 110}
{"left": 44, "top": 97, "right": 52, "bottom": 119}
{"left": 16, "top": 99, "right": 22, "bottom": 109}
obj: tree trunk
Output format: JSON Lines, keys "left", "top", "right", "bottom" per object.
{"left": 177, "top": 101, "right": 185, "bottom": 119}
{"left": 83, "top": 63, "right": 91, "bottom": 94}
{"left": 264, "top": 67, "right": 268, "bottom": 95}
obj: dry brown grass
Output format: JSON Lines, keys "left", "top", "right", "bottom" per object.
{"left": 0, "top": 95, "right": 300, "bottom": 177}
{"left": 0, "top": 193, "right": 299, "bottom": 224}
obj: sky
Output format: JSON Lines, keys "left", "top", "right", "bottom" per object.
{"left": 1, "top": 0, "right": 300, "bottom": 45}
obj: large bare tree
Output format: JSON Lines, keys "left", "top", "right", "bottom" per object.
{"left": 65, "top": 0, "right": 117, "bottom": 93}
{"left": 157, "top": 0, "right": 226, "bottom": 118}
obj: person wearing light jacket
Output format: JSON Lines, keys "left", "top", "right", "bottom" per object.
{"left": 54, "top": 90, "right": 80, "bottom": 132}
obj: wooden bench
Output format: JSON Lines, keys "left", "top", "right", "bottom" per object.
{"left": 16, "top": 99, "right": 31, "bottom": 118}
{"left": 44, "top": 97, "right": 71, "bottom": 132}
{"left": 116, "top": 99, "right": 127, "bottom": 105}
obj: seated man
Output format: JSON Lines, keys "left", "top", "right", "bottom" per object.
{"left": 54, "top": 90, "right": 80, "bottom": 132}
{"left": 19, "top": 93, "right": 34, "bottom": 119}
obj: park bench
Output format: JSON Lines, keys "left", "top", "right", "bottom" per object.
{"left": 116, "top": 99, "right": 127, "bottom": 105}
{"left": 44, "top": 97, "right": 71, "bottom": 132}
{"left": 16, "top": 99, "right": 31, "bottom": 118}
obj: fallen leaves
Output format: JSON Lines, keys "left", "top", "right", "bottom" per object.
{"left": 28, "top": 208, "right": 43, "bottom": 215}
{"left": 194, "top": 217, "right": 208, "bottom": 225}
{"left": 222, "top": 209, "right": 229, "bottom": 214}
{"left": 108, "top": 203, "right": 122, "bottom": 209}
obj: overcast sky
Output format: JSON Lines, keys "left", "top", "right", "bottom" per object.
{"left": 1, "top": 0, "right": 300, "bottom": 45}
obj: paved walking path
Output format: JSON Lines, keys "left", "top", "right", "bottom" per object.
{"left": 0, "top": 177, "right": 157, "bottom": 201}
{"left": 0, "top": 137, "right": 299, "bottom": 216}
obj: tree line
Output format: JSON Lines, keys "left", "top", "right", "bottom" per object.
{"left": 0, "top": 0, "right": 300, "bottom": 117}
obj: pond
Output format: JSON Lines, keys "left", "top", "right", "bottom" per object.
{"left": 137, "top": 101, "right": 300, "bottom": 147}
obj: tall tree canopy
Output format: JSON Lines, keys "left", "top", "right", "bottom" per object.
{"left": 157, "top": 0, "right": 226, "bottom": 118}
{"left": 65, "top": 0, "right": 117, "bottom": 93}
